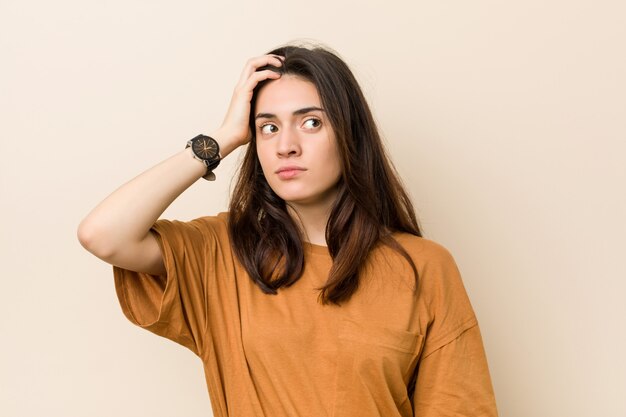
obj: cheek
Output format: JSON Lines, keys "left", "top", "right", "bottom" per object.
{"left": 255, "top": 143, "right": 271, "bottom": 174}
{"left": 326, "top": 145, "right": 343, "bottom": 178}
{"left": 256, "top": 145, "right": 283, "bottom": 191}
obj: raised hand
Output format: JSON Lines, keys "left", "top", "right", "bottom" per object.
{"left": 215, "top": 54, "right": 284, "bottom": 156}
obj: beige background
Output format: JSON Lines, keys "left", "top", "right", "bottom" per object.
{"left": 1, "top": 0, "right": 625, "bottom": 416}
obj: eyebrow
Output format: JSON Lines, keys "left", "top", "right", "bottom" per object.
{"left": 255, "top": 106, "right": 325, "bottom": 120}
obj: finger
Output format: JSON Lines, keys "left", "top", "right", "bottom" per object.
{"left": 240, "top": 69, "right": 281, "bottom": 96}
{"left": 243, "top": 55, "right": 283, "bottom": 78}
{"left": 237, "top": 55, "right": 283, "bottom": 85}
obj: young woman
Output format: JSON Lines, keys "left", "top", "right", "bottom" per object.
{"left": 78, "top": 44, "right": 498, "bottom": 417}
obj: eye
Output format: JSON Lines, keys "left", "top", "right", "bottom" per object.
{"left": 302, "top": 118, "right": 321, "bottom": 130}
{"left": 260, "top": 123, "right": 278, "bottom": 135}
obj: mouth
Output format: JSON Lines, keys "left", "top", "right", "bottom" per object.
{"left": 275, "top": 166, "right": 307, "bottom": 179}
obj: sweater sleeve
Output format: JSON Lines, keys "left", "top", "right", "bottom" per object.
{"left": 412, "top": 324, "right": 498, "bottom": 416}
{"left": 113, "top": 217, "right": 216, "bottom": 356}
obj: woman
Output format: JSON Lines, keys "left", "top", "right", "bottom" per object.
{"left": 78, "top": 44, "right": 498, "bottom": 417}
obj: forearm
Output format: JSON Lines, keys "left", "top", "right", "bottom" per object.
{"left": 77, "top": 130, "right": 237, "bottom": 260}
{"left": 78, "top": 148, "right": 198, "bottom": 254}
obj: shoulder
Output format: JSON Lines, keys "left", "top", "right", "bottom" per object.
{"left": 392, "top": 233, "right": 457, "bottom": 269}
{"left": 364, "top": 233, "right": 461, "bottom": 291}
{"left": 392, "top": 235, "right": 480, "bottom": 355}
{"left": 389, "top": 233, "right": 469, "bottom": 298}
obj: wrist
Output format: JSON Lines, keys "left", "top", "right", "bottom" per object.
{"left": 210, "top": 128, "right": 247, "bottom": 159}
{"left": 186, "top": 134, "right": 221, "bottom": 181}
{"left": 184, "top": 146, "right": 206, "bottom": 169}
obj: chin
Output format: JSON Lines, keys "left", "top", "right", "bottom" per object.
{"left": 264, "top": 172, "right": 341, "bottom": 205}
{"left": 272, "top": 185, "right": 339, "bottom": 208}
{"left": 275, "top": 191, "right": 316, "bottom": 205}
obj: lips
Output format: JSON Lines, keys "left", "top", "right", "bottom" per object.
{"left": 275, "top": 166, "right": 307, "bottom": 180}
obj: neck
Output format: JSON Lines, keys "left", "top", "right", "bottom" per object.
{"left": 287, "top": 201, "right": 334, "bottom": 246}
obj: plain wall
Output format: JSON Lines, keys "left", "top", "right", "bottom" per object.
{"left": 1, "top": 0, "right": 624, "bottom": 416}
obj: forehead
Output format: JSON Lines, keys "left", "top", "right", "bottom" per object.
{"left": 255, "top": 75, "right": 321, "bottom": 113}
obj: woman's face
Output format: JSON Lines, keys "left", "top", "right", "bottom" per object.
{"left": 254, "top": 75, "right": 342, "bottom": 210}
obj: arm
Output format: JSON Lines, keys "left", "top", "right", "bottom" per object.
{"left": 77, "top": 55, "right": 283, "bottom": 275}
{"left": 412, "top": 325, "right": 498, "bottom": 417}
{"left": 410, "top": 242, "right": 498, "bottom": 416}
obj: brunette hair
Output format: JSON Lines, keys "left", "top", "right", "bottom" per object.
{"left": 228, "top": 44, "right": 422, "bottom": 305}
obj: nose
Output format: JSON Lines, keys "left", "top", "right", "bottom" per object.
{"left": 276, "top": 127, "right": 301, "bottom": 158}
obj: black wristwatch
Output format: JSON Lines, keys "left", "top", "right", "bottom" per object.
{"left": 186, "top": 134, "right": 221, "bottom": 181}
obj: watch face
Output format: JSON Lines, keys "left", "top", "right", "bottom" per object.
{"left": 192, "top": 136, "right": 219, "bottom": 160}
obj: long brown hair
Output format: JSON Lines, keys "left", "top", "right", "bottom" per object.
{"left": 228, "top": 44, "right": 422, "bottom": 305}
